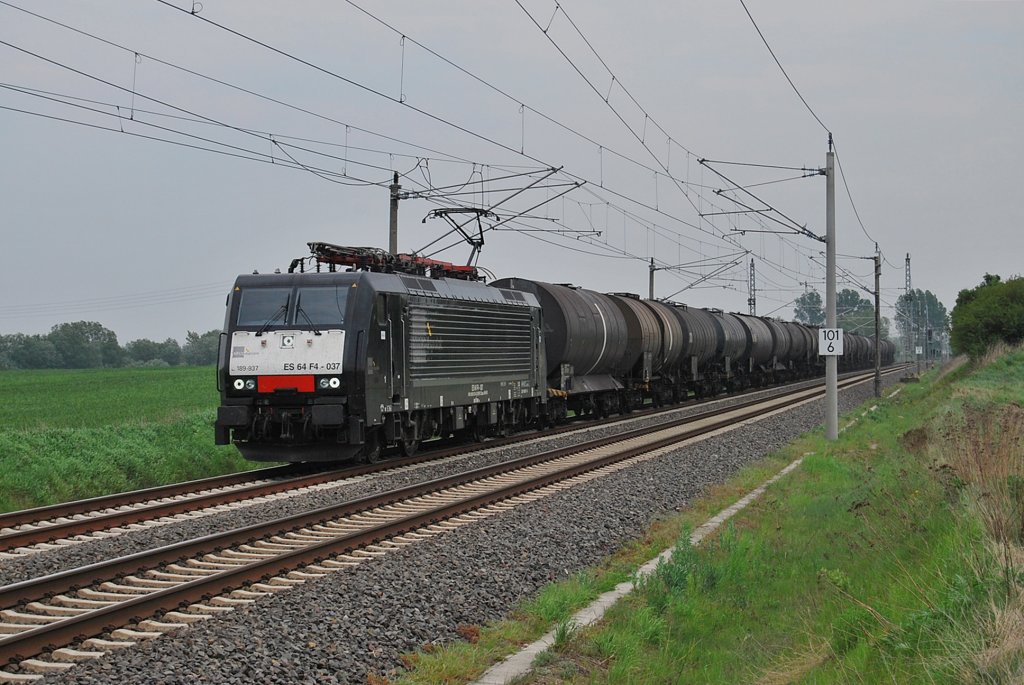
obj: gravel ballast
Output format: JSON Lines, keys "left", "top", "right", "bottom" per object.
{"left": 26, "top": 375, "right": 897, "bottom": 684}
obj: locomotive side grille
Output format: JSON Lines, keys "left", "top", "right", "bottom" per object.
{"left": 408, "top": 300, "right": 535, "bottom": 379}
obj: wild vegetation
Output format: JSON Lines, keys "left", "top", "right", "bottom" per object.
{"left": 951, "top": 274, "right": 1024, "bottom": 359}
{"left": 0, "top": 366, "right": 256, "bottom": 512}
{"left": 0, "top": 322, "right": 220, "bottom": 369}
{"left": 394, "top": 347, "right": 1024, "bottom": 684}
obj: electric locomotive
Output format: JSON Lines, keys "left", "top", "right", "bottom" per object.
{"left": 215, "top": 244, "right": 546, "bottom": 462}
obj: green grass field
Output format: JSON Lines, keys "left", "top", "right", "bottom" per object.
{"left": 0, "top": 366, "right": 219, "bottom": 429}
{"left": 0, "top": 366, "right": 258, "bottom": 513}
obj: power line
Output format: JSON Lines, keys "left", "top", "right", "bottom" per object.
{"left": 513, "top": 0, "right": 706, "bottom": 221}
{"left": 0, "top": 281, "right": 233, "bottom": 313}
{"left": 0, "top": 38, "right": 403, "bottom": 189}
{"left": 0, "top": 282, "right": 235, "bottom": 319}
{"left": 736, "top": 0, "right": 878, "bottom": 248}
{"left": 1, "top": 77, "right": 557, "bottom": 209}
{"left": 0, "top": 1, "right": 548, "bottom": 174}
{"left": 150, "top": 0, "right": 573, "bottom": 179}
{"left": 514, "top": 0, "right": 843, "bottom": 298}
{"left": 699, "top": 158, "right": 823, "bottom": 241}
{"left": 831, "top": 139, "right": 878, "bottom": 245}
{"left": 329, "top": 2, "right": 769, "bottom": 260}
{"left": 737, "top": 0, "right": 828, "bottom": 135}
{"left": 2, "top": 91, "right": 720, "bottom": 274}
{"left": 340, "top": 0, "right": 717, "bottom": 199}
{"left": 145, "top": 0, "right": 768, "bottom": 270}
{"left": 148, "top": 0, "right": 833, "bottom": 299}
{"left": 7, "top": 1, "right": 844, "bottom": 302}
{"left": 0, "top": 83, "right": 420, "bottom": 183}
{"left": 0, "top": 97, "right": 401, "bottom": 188}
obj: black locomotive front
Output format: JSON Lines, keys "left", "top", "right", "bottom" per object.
{"left": 215, "top": 271, "right": 373, "bottom": 461}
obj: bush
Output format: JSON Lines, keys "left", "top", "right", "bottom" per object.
{"left": 951, "top": 275, "right": 1024, "bottom": 358}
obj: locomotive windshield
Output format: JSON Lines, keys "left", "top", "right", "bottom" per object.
{"left": 234, "top": 286, "right": 348, "bottom": 328}
{"left": 236, "top": 288, "right": 291, "bottom": 327}
{"left": 295, "top": 286, "right": 348, "bottom": 326}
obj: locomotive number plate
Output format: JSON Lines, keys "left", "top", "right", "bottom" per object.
{"left": 229, "top": 330, "right": 345, "bottom": 375}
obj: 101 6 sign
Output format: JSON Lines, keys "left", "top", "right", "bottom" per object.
{"left": 818, "top": 328, "right": 844, "bottom": 356}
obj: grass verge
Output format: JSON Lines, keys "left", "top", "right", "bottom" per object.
{"left": 389, "top": 351, "right": 1024, "bottom": 684}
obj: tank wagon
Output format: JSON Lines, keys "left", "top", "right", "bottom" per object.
{"left": 216, "top": 243, "right": 894, "bottom": 463}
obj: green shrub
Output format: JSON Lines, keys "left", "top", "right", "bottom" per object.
{"left": 951, "top": 275, "right": 1024, "bottom": 358}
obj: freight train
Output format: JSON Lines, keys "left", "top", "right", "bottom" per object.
{"left": 215, "top": 244, "right": 895, "bottom": 462}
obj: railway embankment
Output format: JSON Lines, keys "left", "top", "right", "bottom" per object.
{"left": 399, "top": 347, "right": 1024, "bottom": 685}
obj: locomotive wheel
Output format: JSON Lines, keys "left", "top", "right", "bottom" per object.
{"left": 470, "top": 419, "right": 487, "bottom": 443}
{"left": 399, "top": 436, "right": 420, "bottom": 457}
{"left": 361, "top": 430, "right": 383, "bottom": 464}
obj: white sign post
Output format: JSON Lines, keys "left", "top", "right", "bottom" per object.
{"left": 819, "top": 328, "right": 844, "bottom": 356}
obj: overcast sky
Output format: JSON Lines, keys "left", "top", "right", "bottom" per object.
{"left": 1, "top": 0, "right": 1021, "bottom": 343}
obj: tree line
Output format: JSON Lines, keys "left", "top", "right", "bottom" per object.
{"left": 0, "top": 322, "right": 221, "bottom": 370}
{"left": 792, "top": 288, "right": 894, "bottom": 339}
{"left": 793, "top": 287, "right": 953, "bottom": 359}
{"left": 894, "top": 289, "right": 949, "bottom": 358}
{"left": 950, "top": 274, "right": 1024, "bottom": 358}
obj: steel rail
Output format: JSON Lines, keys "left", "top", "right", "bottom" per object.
{"left": 0, "top": 461, "right": 420, "bottom": 552}
{"left": 0, "top": 464, "right": 304, "bottom": 529}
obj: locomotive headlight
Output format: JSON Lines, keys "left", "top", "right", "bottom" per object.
{"left": 233, "top": 378, "right": 245, "bottom": 390}
{"left": 244, "top": 379, "right": 257, "bottom": 391}
{"left": 317, "top": 377, "right": 341, "bottom": 391}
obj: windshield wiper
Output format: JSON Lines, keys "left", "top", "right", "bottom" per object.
{"left": 254, "top": 301, "right": 289, "bottom": 337}
{"left": 295, "top": 306, "right": 322, "bottom": 336}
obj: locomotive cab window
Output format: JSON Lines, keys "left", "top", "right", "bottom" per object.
{"left": 295, "top": 287, "right": 349, "bottom": 326}
{"left": 236, "top": 288, "right": 291, "bottom": 327}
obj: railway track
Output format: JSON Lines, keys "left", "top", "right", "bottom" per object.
{"left": 0, "top": 369, "right": 895, "bottom": 681}
{"left": 0, "top": 372, "right": 859, "bottom": 558}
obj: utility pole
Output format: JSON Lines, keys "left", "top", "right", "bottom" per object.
{"left": 649, "top": 258, "right": 656, "bottom": 300}
{"left": 904, "top": 253, "right": 912, "bottom": 364}
{"left": 924, "top": 298, "right": 932, "bottom": 367}
{"left": 747, "top": 258, "right": 757, "bottom": 315}
{"left": 921, "top": 296, "right": 929, "bottom": 374}
{"left": 873, "top": 248, "right": 881, "bottom": 398}
{"left": 389, "top": 172, "right": 401, "bottom": 256}
{"left": 825, "top": 137, "right": 838, "bottom": 441}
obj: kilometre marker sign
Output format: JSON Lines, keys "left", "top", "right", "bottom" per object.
{"left": 819, "top": 328, "right": 844, "bottom": 356}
